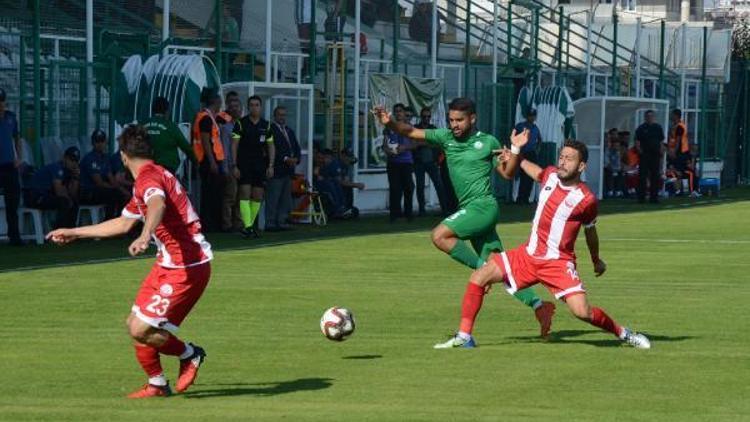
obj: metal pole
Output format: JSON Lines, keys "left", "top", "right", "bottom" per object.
{"left": 464, "top": 1, "right": 471, "bottom": 94}
{"left": 680, "top": 22, "right": 687, "bottom": 110}
{"left": 33, "top": 0, "right": 41, "bottom": 164}
{"left": 699, "top": 25, "right": 707, "bottom": 176}
{"left": 216, "top": 0, "right": 223, "bottom": 80}
{"left": 393, "top": 0, "right": 399, "bottom": 70}
{"left": 557, "top": 6, "right": 564, "bottom": 84}
{"left": 432, "top": 0, "right": 438, "bottom": 78}
{"left": 265, "top": 0, "right": 272, "bottom": 82}
{"left": 506, "top": 2, "right": 512, "bottom": 64}
{"left": 611, "top": 12, "right": 618, "bottom": 95}
{"left": 585, "top": 10, "right": 592, "bottom": 97}
{"left": 635, "top": 17, "right": 642, "bottom": 97}
{"left": 659, "top": 20, "right": 665, "bottom": 98}
{"left": 309, "top": 0, "right": 317, "bottom": 81}
{"left": 353, "top": 0, "right": 361, "bottom": 201}
{"left": 162, "top": 0, "right": 170, "bottom": 41}
{"left": 87, "top": 0, "right": 93, "bottom": 133}
{"left": 492, "top": 0, "right": 498, "bottom": 83}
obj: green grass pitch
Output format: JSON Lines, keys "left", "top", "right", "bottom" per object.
{"left": 0, "top": 191, "right": 748, "bottom": 421}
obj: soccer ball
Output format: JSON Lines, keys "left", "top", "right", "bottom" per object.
{"left": 320, "top": 307, "right": 355, "bottom": 341}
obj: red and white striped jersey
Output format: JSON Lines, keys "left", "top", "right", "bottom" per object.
{"left": 122, "top": 162, "right": 213, "bottom": 268}
{"left": 524, "top": 166, "right": 598, "bottom": 261}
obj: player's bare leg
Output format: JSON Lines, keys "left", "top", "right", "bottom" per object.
{"left": 434, "top": 258, "right": 504, "bottom": 349}
{"left": 563, "top": 293, "right": 650, "bottom": 349}
{"left": 126, "top": 315, "right": 206, "bottom": 397}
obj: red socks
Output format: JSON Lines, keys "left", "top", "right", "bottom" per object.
{"left": 590, "top": 307, "right": 622, "bottom": 337}
{"left": 459, "top": 283, "right": 486, "bottom": 335}
{"left": 134, "top": 344, "right": 162, "bottom": 377}
{"left": 157, "top": 335, "right": 187, "bottom": 357}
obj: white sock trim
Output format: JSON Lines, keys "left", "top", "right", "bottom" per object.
{"left": 179, "top": 343, "right": 194, "bottom": 360}
{"left": 457, "top": 331, "right": 472, "bottom": 341}
{"left": 149, "top": 374, "right": 167, "bottom": 386}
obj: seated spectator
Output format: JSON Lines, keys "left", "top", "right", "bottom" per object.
{"left": 603, "top": 128, "right": 624, "bottom": 197}
{"left": 337, "top": 147, "right": 365, "bottom": 213}
{"left": 79, "top": 129, "right": 130, "bottom": 219}
{"left": 26, "top": 146, "right": 80, "bottom": 229}
{"left": 110, "top": 149, "right": 133, "bottom": 195}
{"left": 314, "top": 148, "right": 358, "bottom": 219}
{"left": 620, "top": 131, "right": 639, "bottom": 197}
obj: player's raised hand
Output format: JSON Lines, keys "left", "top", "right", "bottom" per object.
{"left": 46, "top": 228, "right": 77, "bottom": 245}
{"left": 509, "top": 128, "right": 530, "bottom": 149}
{"left": 128, "top": 235, "right": 151, "bottom": 257}
{"left": 371, "top": 105, "right": 392, "bottom": 126}
{"left": 593, "top": 258, "right": 607, "bottom": 277}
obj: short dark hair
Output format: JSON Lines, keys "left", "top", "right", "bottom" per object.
{"left": 118, "top": 125, "right": 152, "bottom": 159}
{"left": 608, "top": 128, "right": 618, "bottom": 135}
{"left": 420, "top": 106, "right": 432, "bottom": 115}
{"left": 645, "top": 109, "right": 655, "bottom": 116}
{"left": 152, "top": 96, "right": 169, "bottom": 115}
{"left": 225, "top": 91, "right": 239, "bottom": 102}
{"left": 448, "top": 97, "right": 476, "bottom": 115}
{"left": 671, "top": 108, "right": 682, "bottom": 118}
{"left": 393, "top": 103, "right": 406, "bottom": 112}
{"left": 563, "top": 139, "right": 588, "bottom": 163}
{"left": 248, "top": 95, "right": 262, "bottom": 105}
{"left": 404, "top": 106, "right": 415, "bottom": 114}
{"left": 273, "top": 105, "right": 287, "bottom": 116}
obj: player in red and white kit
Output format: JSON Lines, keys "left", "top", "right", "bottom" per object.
{"left": 435, "top": 140, "right": 651, "bottom": 349}
{"left": 47, "top": 125, "right": 213, "bottom": 397}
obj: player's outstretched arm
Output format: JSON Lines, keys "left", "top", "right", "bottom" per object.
{"left": 47, "top": 216, "right": 138, "bottom": 244}
{"left": 585, "top": 225, "right": 607, "bottom": 277}
{"left": 128, "top": 195, "right": 166, "bottom": 257}
{"left": 519, "top": 159, "right": 544, "bottom": 182}
{"left": 371, "top": 105, "right": 426, "bottom": 142}
{"left": 495, "top": 129, "right": 529, "bottom": 179}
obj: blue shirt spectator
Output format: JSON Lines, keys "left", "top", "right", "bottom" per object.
{"left": 385, "top": 131, "right": 414, "bottom": 164}
{"left": 30, "top": 161, "right": 70, "bottom": 195}
{"left": 0, "top": 109, "right": 19, "bottom": 165}
{"left": 513, "top": 120, "right": 541, "bottom": 154}
{"left": 80, "top": 150, "right": 113, "bottom": 190}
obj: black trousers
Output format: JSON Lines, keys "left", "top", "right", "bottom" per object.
{"left": 438, "top": 161, "right": 458, "bottom": 215}
{"left": 0, "top": 163, "right": 21, "bottom": 242}
{"left": 516, "top": 150, "right": 537, "bottom": 204}
{"left": 386, "top": 162, "right": 414, "bottom": 220}
{"left": 199, "top": 160, "right": 226, "bottom": 232}
{"left": 27, "top": 191, "right": 78, "bottom": 229}
{"left": 638, "top": 154, "right": 661, "bottom": 202}
{"left": 414, "top": 160, "right": 447, "bottom": 214}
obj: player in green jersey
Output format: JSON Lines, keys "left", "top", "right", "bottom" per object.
{"left": 373, "top": 98, "right": 555, "bottom": 341}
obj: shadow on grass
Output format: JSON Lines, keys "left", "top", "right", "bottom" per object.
{"left": 182, "top": 377, "right": 334, "bottom": 399}
{"left": 505, "top": 329, "right": 695, "bottom": 348}
{"left": 341, "top": 354, "right": 382, "bottom": 360}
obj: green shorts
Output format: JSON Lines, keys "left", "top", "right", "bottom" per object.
{"left": 442, "top": 196, "right": 504, "bottom": 259}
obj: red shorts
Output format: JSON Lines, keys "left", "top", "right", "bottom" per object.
{"left": 491, "top": 247, "right": 585, "bottom": 300}
{"left": 131, "top": 262, "right": 211, "bottom": 333}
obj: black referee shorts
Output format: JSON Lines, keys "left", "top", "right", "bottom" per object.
{"left": 239, "top": 165, "right": 267, "bottom": 187}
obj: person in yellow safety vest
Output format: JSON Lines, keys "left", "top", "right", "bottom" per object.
{"left": 193, "top": 90, "right": 226, "bottom": 232}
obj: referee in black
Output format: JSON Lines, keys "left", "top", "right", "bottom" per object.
{"left": 231, "top": 95, "right": 275, "bottom": 237}
{"left": 634, "top": 109, "right": 666, "bottom": 203}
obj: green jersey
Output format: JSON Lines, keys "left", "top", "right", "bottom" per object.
{"left": 425, "top": 128, "right": 500, "bottom": 207}
{"left": 142, "top": 115, "right": 197, "bottom": 172}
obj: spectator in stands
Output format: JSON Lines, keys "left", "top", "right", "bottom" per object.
{"left": 635, "top": 110, "right": 666, "bottom": 203}
{"left": 193, "top": 90, "right": 226, "bottom": 232}
{"left": 337, "top": 147, "right": 365, "bottom": 212}
{"left": 315, "top": 148, "right": 354, "bottom": 218}
{"left": 383, "top": 103, "right": 415, "bottom": 222}
{"left": 27, "top": 146, "right": 80, "bottom": 229}
{"left": 295, "top": 0, "right": 314, "bottom": 73}
{"left": 324, "top": 0, "right": 347, "bottom": 42}
{"left": 232, "top": 95, "right": 275, "bottom": 238}
{"left": 514, "top": 108, "right": 541, "bottom": 204}
{"left": 413, "top": 106, "right": 446, "bottom": 216}
{"left": 404, "top": 106, "right": 416, "bottom": 125}
{"left": 219, "top": 91, "right": 242, "bottom": 232}
{"left": 409, "top": 0, "right": 444, "bottom": 54}
{"left": 143, "top": 97, "right": 197, "bottom": 175}
{"left": 0, "top": 87, "right": 23, "bottom": 246}
{"left": 604, "top": 128, "right": 624, "bottom": 197}
{"left": 206, "top": 2, "right": 241, "bottom": 46}
{"left": 266, "top": 106, "right": 302, "bottom": 231}
{"left": 79, "top": 129, "right": 129, "bottom": 219}
{"left": 621, "top": 131, "right": 639, "bottom": 197}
